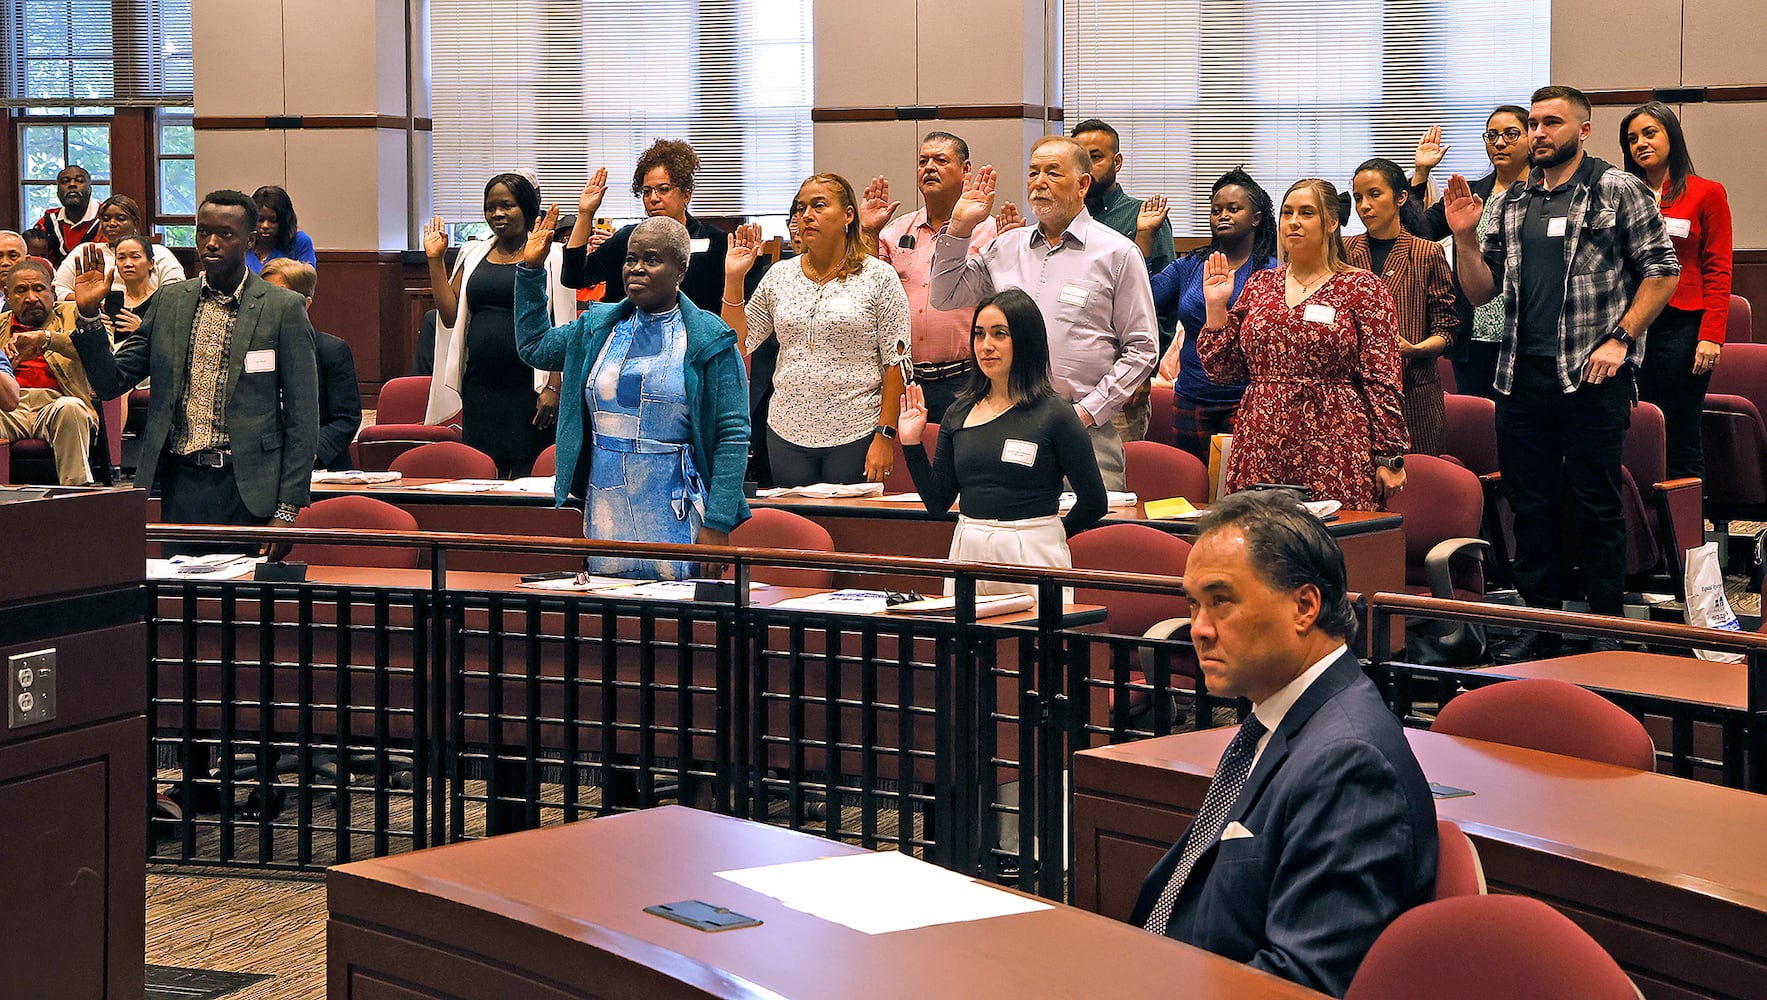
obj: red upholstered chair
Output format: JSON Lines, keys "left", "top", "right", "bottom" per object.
{"left": 1147, "top": 383, "right": 1179, "bottom": 449}
{"left": 1068, "top": 523, "right": 1194, "bottom": 736}
{"left": 285, "top": 496, "right": 420, "bottom": 568}
{"left": 1703, "top": 342, "right": 1767, "bottom": 529}
{"left": 1433, "top": 818, "right": 1485, "bottom": 900}
{"left": 729, "top": 507, "right": 836, "bottom": 589}
{"left": 1123, "top": 440, "right": 1208, "bottom": 505}
{"left": 531, "top": 444, "right": 557, "bottom": 477}
{"left": 1385, "top": 454, "right": 1487, "bottom": 600}
{"left": 1441, "top": 394, "right": 1498, "bottom": 477}
{"left": 388, "top": 441, "right": 499, "bottom": 480}
{"left": 1432, "top": 677, "right": 1656, "bottom": 770}
{"left": 1, "top": 395, "right": 121, "bottom": 484}
{"left": 884, "top": 423, "right": 937, "bottom": 495}
{"left": 1728, "top": 292, "right": 1753, "bottom": 344}
{"left": 356, "top": 376, "right": 462, "bottom": 471}
{"left": 1345, "top": 895, "right": 1641, "bottom": 1000}
{"left": 1436, "top": 354, "right": 1457, "bottom": 394}
{"left": 1617, "top": 401, "right": 1703, "bottom": 592}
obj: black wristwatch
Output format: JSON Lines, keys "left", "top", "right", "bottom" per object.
{"left": 1606, "top": 325, "right": 1636, "bottom": 347}
{"left": 873, "top": 424, "right": 898, "bottom": 440}
{"left": 1373, "top": 454, "right": 1405, "bottom": 472}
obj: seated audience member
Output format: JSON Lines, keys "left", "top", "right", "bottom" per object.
{"left": 516, "top": 209, "right": 750, "bottom": 578}
{"left": 0, "top": 258, "right": 100, "bottom": 484}
{"left": 1346, "top": 158, "right": 1457, "bottom": 455}
{"left": 897, "top": 288, "right": 1106, "bottom": 602}
{"left": 104, "top": 234, "right": 161, "bottom": 335}
{"left": 53, "top": 194, "right": 186, "bottom": 296}
{"left": 928, "top": 138, "right": 1158, "bottom": 491}
{"left": 423, "top": 171, "right": 573, "bottom": 477}
{"left": 259, "top": 258, "right": 362, "bottom": 472}
{"left": 248, "top": 185, "right": 318, "bottom": 274}
{"left": 859, "top": 130, "right": 1000, "bottom": 424}
{"left": 721, "top": 173, "right": 911, "bottom": 487}
{"left": 1409, "top": 107, "right": 1531, "bottom": 399}
{"left": 31, "top": 165, "right": 99, "bottom": 265}
{"left": 1132, "top": 489, "right": 1437, "bottom": 997}
{"left": 1140, "top": 168, "right": 1279, "bottom": 463}
{"left": 1197, "top": 178, "right": 1409, "bottom": 511}
{"left": 22, "top": 227, "right": 55, "bottom": 263}
{"left": 0, "top": 230, "right": 26, "bottom": 312}
{"left": 563, "top": 140, "right": 746, "bottom": 314}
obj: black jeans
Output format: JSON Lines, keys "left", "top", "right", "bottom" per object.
{"left": 1637, "top": 305, "right": 1711, "bottom": 481}
{"left": 1495, "top": 355, "right": 1632, "bottom": 616}
{"left": 766, "top": 428, "right": 872, "bottom": 487}
{"left": 157, "top": 452, "right": 262, "bottom": 555}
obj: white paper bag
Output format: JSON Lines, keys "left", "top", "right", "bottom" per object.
{"left": 1684, "top": 542, "right": 1745, "bottom": 662}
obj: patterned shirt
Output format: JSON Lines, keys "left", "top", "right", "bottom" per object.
{"left": 170, "top": 271, "right": 246, "bottom": 455}
{"left": 1480, "top": 154, "right": 1680, "bottom": 394}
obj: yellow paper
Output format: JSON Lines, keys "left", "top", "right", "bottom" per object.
{"left": 1143, "top": 496, "right": 1199, "bottom": 519}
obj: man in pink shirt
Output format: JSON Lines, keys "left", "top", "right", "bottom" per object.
{"left": 861, "top": 131, "right": 1007, "bottom": 423}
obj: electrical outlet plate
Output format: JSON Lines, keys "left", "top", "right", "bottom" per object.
{"left": 8, "top": 648, "right": 56, "bottom": 729}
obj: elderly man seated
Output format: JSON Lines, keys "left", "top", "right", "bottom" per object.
{"left": 0, "top": 257, "right": 99, "bottom": 484}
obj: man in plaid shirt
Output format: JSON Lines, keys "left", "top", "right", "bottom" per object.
{"left": 1443, "top": 85, "right": 1680, "bottom": 659}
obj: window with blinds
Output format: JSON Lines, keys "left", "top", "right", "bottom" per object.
{"left": 428, "top": 0, "right": 813, "bottom": 224}
{"left": 1063, "top": 0, "right": 1550, "bottom": 237}
{"left": 0, "top": 0, "right": 193, "bottom": 108}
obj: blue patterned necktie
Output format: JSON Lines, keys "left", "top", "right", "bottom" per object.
{"left": 1144, "top": 713, "right": 1268, "bottom": 935}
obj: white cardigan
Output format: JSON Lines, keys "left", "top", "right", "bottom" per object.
{"left": 424, "top": 239, "right": 574, "bottom": 425}
{"left": 53, "top": 242, "right": 186, "bottom": 298}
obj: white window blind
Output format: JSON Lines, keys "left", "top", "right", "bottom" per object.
{"left": 429, "top": 0, "right": 813, "bottom": 223}
{"left": 1, "top": 0, "right": 193, "bottom": 108}
{"left": 1063, "top": 0, "right": 1549, "bottom": 237}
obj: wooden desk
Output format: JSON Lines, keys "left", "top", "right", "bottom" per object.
{"left": 1073, "top": 727, "right": 1767, "bottom": 1000}
{"left": 327, "top": 804, "right": 1326, "bottom": 999}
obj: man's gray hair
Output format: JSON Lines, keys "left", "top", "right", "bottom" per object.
{"left": 0, "top": 230, "right": 23, "bottom": 243}
{"left": 631, "top": 215, "right": 693, "bottom": 274}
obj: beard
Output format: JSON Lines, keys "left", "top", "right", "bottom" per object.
{"left": 1529, "top": 137, "right": 1580, "bottom": 169}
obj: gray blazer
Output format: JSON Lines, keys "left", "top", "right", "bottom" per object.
{"left": 73, "top": 271, "right": 319, "bottom": 517}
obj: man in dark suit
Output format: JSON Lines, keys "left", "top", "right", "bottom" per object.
{"left": 259, "top": 257, "right": 361, "bottom": 471}
{"left": 70, "top": 189, "right": 318, "bottom": 538}
{"left": 1131, "top": 489, "right": 1437, "bottom": 998}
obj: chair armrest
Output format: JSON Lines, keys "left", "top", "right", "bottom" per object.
{"left": 1423, "top": 537, "right": 1491, "bottom": 598}
{"left": 1141, "top": 617, "right": 1191, "bottom": 641}
{"left": 1650, "top": 477, "right": 1706, "bottom": 593}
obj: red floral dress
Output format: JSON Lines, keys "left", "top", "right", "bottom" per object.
{"left": 1197, "top": 265, "right": 1409, "bottom": 511}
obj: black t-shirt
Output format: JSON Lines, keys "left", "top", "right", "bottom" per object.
{"left": 559, "top": 214, "right": 750, "bottom": 315}
{"left": 1515, "top": 156, "right": 1597, "bottom": 358}
{"left": 1367, "top": 235, "right": 1397, "bottom": 277}
{"left": 902, "top": 393, "right": 1107, "bottom": 535}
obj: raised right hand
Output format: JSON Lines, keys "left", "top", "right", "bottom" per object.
{"left": 578, "top": 167, "right": 608, "bottom": 220}
{"left": 71, "top": 244, "right": 112, "bottom": 318}
{"left": 897, "top": 382, "right": 928, "bottom": 446}
{"left": 524, "top": 204, "right": 559, "bottom": 269}
{"left": 949, "top": 165, "right": 997, "bottom": 236}
{"left": 1137, "top": 194, "right": 1169, "bottom": 234}
{"left": 859, "top": 175, "right": 899, "bottom": 237}
{"left": 726, "top": 222, "right": 764, "bottom": 281}
{"left": 1201, "top": 251, "right": 1233, "bottom": 311}
{"left": 1413, "top": 125, "right": 1450, "bottom": 175}
{"left": 1441, "top": 174, "right": 1485, "bottom": 238}
{"left": 422, "top": 215, "right": 449, "bottom": 260}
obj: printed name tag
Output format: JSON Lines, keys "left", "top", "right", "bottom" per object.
{"left": 823, "top": 295, "right": 855, "bottom": 313}
{"left": 1546, "top": 217, "right": 1567, "bottom": 238}
{"left": 1059, "top": 283, "right": 1089, "bottom": 307}
{"left": 1001, "top": 439, "right": 1038, "bottom": 467}
{"left": 1664, "top": 217, "right": 1692, "bottom": 239}
{"left": 689, "top": 237, "right": 711, "bottom": 254}
{"left": 244, "top": 349, "right": 276, "bottom": 373}
{"left": 1302, "top": 303, "right": 1337, "bottom": 325}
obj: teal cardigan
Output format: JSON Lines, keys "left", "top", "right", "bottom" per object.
{"left": 513, "top": 265, "right": 752, "bottom": 533}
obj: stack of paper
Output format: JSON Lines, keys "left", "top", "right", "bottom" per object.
{"left": 501, "top": 476, "right": 556, "bottom": 495}
{"left": 714, "top": 850, "right": 1051, "bottom": 935}
{"left": 414, "top": 479, "right": 506, "bottom": 493}
{"left": 768, "top": 590, "right": 892, "bottom": 614}
{"left": 146, "top": 555, "right": 263, "bottom": 581}
{"left": 1057, "top": 490, "right": 1138, "bottom": 511}
{"left": 756, "top": 482, "right": 885, "bottom": 499}
{"left": 311, "top": 470, "right": 402, "bottom": 485}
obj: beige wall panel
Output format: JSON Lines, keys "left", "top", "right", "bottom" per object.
{"left": 1550, "top": 0, "right": 1678, "bottom": 91}
{"left": 377, "top": 129, "right": 416, "bottom": 252}
{"left": 285, "top": 131, "right": 383, "bottom": 250}
{"left": 918, "top": 0, "right": 1047, "bottom": 106}
{"left": 194, "top": 129, "right": 285, "bottom": 200}
{"left": 812, "top": 120, "right": 923, "bottom": 207}
{"left": 814, "top": 0, "right": 918, "bottom": 107}
{"left": 1587, "top": 105, "right": 1637, "bottom": 168}
{"left": 281, "top": 1, "right": 381, "bottom": 117}
{"left": 374, "top": 0, "right": 413, "bottom": 116}
{"left": 194, "top": 0, "right": 285, "bottom": 115}
{"left": 1679, "top": 102, "right": 1767, "bottom": 249}
{"left": 1682, "top": 0, "right": 1767, "bottom": 87}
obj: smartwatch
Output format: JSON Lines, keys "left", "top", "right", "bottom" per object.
{"left": 1373, "top": 455, "right": 1405, "bottom": 472}
{"left": 873, "top": 424, "right": 898, "bottom": 440}
{"left": 1606, "top": 325, "right": 1636, "bottom": 348}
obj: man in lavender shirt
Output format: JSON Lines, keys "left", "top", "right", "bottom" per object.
{"left": 929, "top": 135, "right": 1157, "bottom": 490}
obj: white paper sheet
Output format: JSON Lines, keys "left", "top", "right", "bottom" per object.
{"left": 755, "top": 482, "right": 885, "bottom": 499}
{"left": 516, "top": 574, "right": 640, "bottom": 592}
{"left": 767, "top": 590, "right": 892, "bottom": 614}
{"left": 146, "top": 556, "right": 264, "bottom": 581}
{"left": 311, "top": 470, "right": 403, "bottom": 485}
{"left": 501, "top": 476, "right": 556, "bottom": 495}
{"left": 714, "top": 850, "right": 1051, "bottom": 935}
{"left": 414, "top": 479, "right": 506, "bottom": 493}
{"left": 1058, "top": 490, "right": 1138, "bottom": 511}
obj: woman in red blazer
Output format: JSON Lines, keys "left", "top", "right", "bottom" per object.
{"left": 1622, "top": 102, "right": 1733, "bottom": 481}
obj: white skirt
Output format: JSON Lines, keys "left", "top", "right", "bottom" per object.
{"left": 946, "top": 513, "right": 1073, "bottom": 607}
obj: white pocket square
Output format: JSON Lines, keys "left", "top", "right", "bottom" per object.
{"left": 1220, "top": 821, "right": 1256, "bottom": 841}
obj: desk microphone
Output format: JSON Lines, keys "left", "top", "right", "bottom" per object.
{"left": 898, "top": 234, "right": 916, "bottom": 249}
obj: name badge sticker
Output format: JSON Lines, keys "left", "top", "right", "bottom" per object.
{"left": 244, "top": 349, "right": 276, "bottom": 373}
{"left": 1059, "top": 284, "right": 1089, "bottom": 307}
{"left": 689, "top": 237, "right": 711, "bottom": 254}
{"left": 1664, "top": 217, "right": 1692, "bottom": 239}
{"left": 1546, "top": 217, "right": 1568, "bottom": 238}
{"left": 1001, "top": 439, "right": 1039, "bottom": 467}
{"left": 1302, "top": 303, "right": 1337, "bottom": 325}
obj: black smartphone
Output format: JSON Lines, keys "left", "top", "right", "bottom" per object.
{"left": 520, "top": 571, "right": 576, "bottom": 583}
{"left": 644, "top": 899, "right": 762, "bottom": 932}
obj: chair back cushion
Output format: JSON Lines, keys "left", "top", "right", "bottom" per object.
{"left": 1441, "top": 394, "right": 1498, "bottom": 476}
{"left": 1432, "top": 818, "right": 1485, "bottom": 900}
{"left": 388, "top": 441, "right": 499, "bottom": 480}
{"left": 286, "top": 496, "right": 420, "bottom": 568}
{"left": 1068, "top": 523, "right": 1192, "bottom": 636}
{"left": 1123, "top": 440, "right": 1209, "bottom": 505}
{"left": 375, "top": 376, "right": 434, "bottom": 425}
{"left": 729, "top": 508, "right": 836, "bottom": 589}
{"left": 1433, "top": 677, "right": 1655, "bottom": 770}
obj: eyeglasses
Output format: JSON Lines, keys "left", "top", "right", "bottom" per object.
{"left": 1482, "top": 128, "right": 1524, "bottom": 144}
{"left": 638, "top": 184, "right": 680, "bottom": 199}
